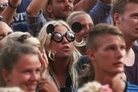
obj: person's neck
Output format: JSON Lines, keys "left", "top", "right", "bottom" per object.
{"left": 124, "top": 47, "right": 135, "bottom": 66}
{"left": 52, "top": 57, "right": 70, "bottom": 74}
{"left": 52, "top": 57, "right": 70, "bottom": 88}
{"left": 95, "top": 74, "right": 126, "bottom": 92}
{"left": 125, "top": 37, "right": 134, "bottom": 51}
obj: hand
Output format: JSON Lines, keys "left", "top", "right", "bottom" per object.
{"left": 37, "top": 78, "right": 59, "bottom": 92}
{"left": 39, "top": 50, "right": 49, "bottom": 78}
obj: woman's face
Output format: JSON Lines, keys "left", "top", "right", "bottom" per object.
{"left": 49, "top": 25, "right": 74, "bottom": 59}
{"left": 73, "top": 14, "right": 94, "bottom": 42}
{"left": 4, "top": 54, "right": 41, "bottom": 92}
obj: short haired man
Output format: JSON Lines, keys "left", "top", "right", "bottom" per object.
{"left": 87, "top": 23, "right": 138, "bottom": 92}
{"left": 112, "top": 0, "right": 138, "bottom": 85}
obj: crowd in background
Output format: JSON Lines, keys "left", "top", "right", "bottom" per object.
{"left": 0, "top": 0, "right": 138, "bottom": 92}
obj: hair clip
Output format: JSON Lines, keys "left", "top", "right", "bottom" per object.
{"left": 71, "top": 22, "right": 82, "bottom": 33}
{"left": 46, "top": 24, "right": 55, "bottom": 35}
{"left": 18, "top": 34, "right": 29, "bottom": 43}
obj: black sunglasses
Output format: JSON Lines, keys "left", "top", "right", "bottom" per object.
{"left": 46, "top": 24, "right": 75, "bottom": 43}
{"left": 51, "top": 31, "right": 75, "bottom": 43}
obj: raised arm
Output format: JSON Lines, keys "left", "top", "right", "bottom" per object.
{"left": 1, "top": 0, "right": 21, "bottom": 25}
{"left": 27, "top": 0, "right": 47, "bottom": 16}
{"left": 74, "top": 0, "right": 97, "bottom": 13}
{"left": 89, "top": 0, "right": 113, "bottom": 25}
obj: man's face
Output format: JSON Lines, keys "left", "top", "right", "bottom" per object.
{"left": 115, "top": 2, "right": 138, "bottom": 42}
{"left": 48, "top": 0, "right": 74, "bottom": 20}
{"left": 88, "top": 34, "right": 126, "bottom": 76}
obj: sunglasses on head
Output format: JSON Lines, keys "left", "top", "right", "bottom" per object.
{"left": 0, "top": 2, "right": 8, "bottom": 10}
{"left": 46, "top": 24, "right": 75, "bottom": 43}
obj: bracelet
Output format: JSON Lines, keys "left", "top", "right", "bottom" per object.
{"left": 8, "top": 0, "right": 19, "bottom": 9}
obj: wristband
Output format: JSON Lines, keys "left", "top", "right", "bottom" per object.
{"left": 8, "top": 0, "right": 19, "bottom": 9}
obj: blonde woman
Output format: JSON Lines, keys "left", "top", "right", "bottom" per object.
{"left": 37, "top": 20, "right": 81, "bottom": 92}
{"left": 67, "top": 11, "right": 94, "bottom": 55}
{"left": 0, "top": 32, "right": 55, "bottom": 92}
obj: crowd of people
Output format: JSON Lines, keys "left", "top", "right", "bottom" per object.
{"left": 0, "top": 0, "right": 138, "bottom": 92}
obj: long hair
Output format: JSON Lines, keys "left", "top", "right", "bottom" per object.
{"left": 38, "top": 20, "right": 81, "bottom": 89}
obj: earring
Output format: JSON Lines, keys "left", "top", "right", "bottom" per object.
{"left": 48, "top": 51, "right": 56, "bottom": 61}
{"left": 74, "top": 37, "right": 86, "bottom": 47}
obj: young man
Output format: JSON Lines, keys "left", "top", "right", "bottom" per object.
{"left": 112, "top": 0, "right": 138, "bottom": 85}
{"left": 86, "top": 23, "right": 138, "bottom": 92}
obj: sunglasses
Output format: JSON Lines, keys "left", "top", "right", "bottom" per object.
{"left": 51, "top": 31, "right": 75, "bottom": 43}
{"left": 0, "top": 3, "right": 8, "bottom": 10}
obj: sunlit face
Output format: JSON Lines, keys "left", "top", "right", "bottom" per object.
{"left": 5, "top": 54, "right": 41, "bottom": 92}
{"left": 49, "top": 25, "right": 74, "bottom": 59}
{"left": 0, "top": 22, "right": 13, "bottom": 40}
{"left": 49, "top": 0, "right": 74, "bottom": 19}
{"left": 73, "top": 14, "right": 94, "bottom": 42}
{"left": 115, "top": 2, "right": 138, "bottom": 42}
{"left": 89, "top": 34, "right": 126, "bottom": 75}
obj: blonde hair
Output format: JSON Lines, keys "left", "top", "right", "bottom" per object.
{"left": 0, "top": 32, "right": 40, "bottom": 50}
{"left": 0, "top": 87, "right": 24, "bottom": 92}
{"left": 67, "top": 11, "right": 89, "bottom": 26}
{"left": 38, "top": 20, "right": 81, "bottom": 90}
{"left": 67, "top": 11, "right": 93, "bottom": 47}
{"left": 78, "top": 81, "right": 112, "bottom": 92}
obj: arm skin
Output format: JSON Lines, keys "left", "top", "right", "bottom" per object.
{"left": 27, "top": 0, "right": 47, "bottom": 16}
{"left": 102, "top": 0, "right": 113, "bottom": 4}
{"left": 1, "top": 0, "right": 21, "bottom": 26}
{"left": 74, "top": 0, "right": 97, "bottom": 13}
{"left": 27, "top": 0, "right": 97, "bottom": 16}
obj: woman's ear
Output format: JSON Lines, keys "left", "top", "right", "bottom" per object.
{"left": 2, "top": 69, "right": 10, "bottom": 83}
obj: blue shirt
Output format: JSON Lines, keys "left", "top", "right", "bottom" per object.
{"left": 12, "top": 0, "right": 31, "bottom": 32}
{"left": 89, "top": 0, "right": 113, "bottom": 25}
{"left": 126, "top": 81, "right": 138, "bottom": 92}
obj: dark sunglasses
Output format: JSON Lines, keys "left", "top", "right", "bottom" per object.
{"left": 51, "top": 31, "right": 75, "bottom": 43}
{"left": 0, "top": 3, "right": 8, "bottom": 10}
{"left": 46, "top": 24, "right": 75, "bottom": 43}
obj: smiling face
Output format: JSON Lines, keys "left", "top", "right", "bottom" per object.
{"left": 5, "top": 54, "right": 41, "bottom": 92}
{"left": 73, "top": 14, "right": 94, "bottom": 42}
{"left": 88, "top": 34, "right": 126, "bottom": 76}
{"left": 49, "top": 25, "right": 74, "bottom": 59}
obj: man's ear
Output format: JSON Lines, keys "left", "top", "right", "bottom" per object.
{"left": 46, "top": 5, "right": 52, "bottom": 13}
{"left": 2, "top": 69, "right": 10, "bottom": 83}
{"left": 87, "top": 49, "right": 96, "bottom": 61}
{"left": 114, "top": 13, "right": 120, "bottom": 24}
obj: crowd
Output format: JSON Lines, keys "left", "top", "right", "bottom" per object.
{"left": 0, "top": 0, "right": 138, "bottom": 92}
